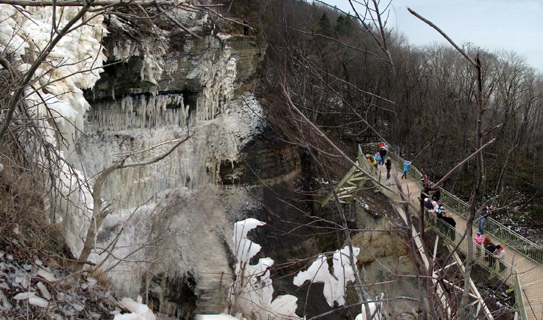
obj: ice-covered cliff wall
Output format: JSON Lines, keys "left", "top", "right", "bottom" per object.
{"left": 73, "top": 10, "right": 276, "bottom": 315}
{"left": 1, "top": 2, "right": 277, "bottom": 314}
{"left": 0, "top": 4, "right": 109, "bottom": 257}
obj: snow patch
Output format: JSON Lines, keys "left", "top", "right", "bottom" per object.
{"left": 114, "top": 296, "right": 156, "bottom": 320}
{"left": 229, "top": 219, "right": 300, "bottom": 320}
{"left": 293, "top": 246, "right": 360, "bottom": 307}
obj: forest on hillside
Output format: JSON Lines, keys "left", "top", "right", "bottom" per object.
{"left": 221, "top": 0, "right": 543, "bottom": 238}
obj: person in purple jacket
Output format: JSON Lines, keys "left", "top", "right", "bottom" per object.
{"left": 401, "top": 160, "right": 411, "bottom": 179}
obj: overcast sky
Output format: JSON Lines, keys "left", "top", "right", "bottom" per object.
{"left": 320, "top": 0, "right": 543, "bottom": 73}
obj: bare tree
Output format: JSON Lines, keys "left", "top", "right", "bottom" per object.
{"left": 407, "top": 8, "right": 498, "bottom": 318}
{"left": 76, "top": 135, "right": 191, "bottom": 269}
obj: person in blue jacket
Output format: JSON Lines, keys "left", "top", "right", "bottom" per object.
{"left": 402, "top": 160, "right": 411, "bottom": 179}
{"left": 374, "top": 153, "right": 381, "bottom": 167}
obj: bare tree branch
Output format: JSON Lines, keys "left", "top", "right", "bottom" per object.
{"left": 76, "top": 134, "right": 191, "bottom": 269}
{"left": 407, "top": 8, "right": 476, "bottom": 68}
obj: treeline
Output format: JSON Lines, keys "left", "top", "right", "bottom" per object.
{"left": 219, "top": 0, "right": 543, "bottom": 223}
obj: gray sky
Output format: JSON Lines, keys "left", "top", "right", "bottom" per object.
{"left": 320, "top": 0, "right": 543, "bottom": 73}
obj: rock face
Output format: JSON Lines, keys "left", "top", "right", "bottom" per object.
{"left": 352, "top": 202, "right": 420, "bottom": 318}
{"left": 72, "top": 11, "right": 305, "bottom": 317}
{"left": 67, "top": 8, "right": 419, "bottom": 319}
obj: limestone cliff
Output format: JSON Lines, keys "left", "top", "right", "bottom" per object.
{"left": 0, "top": 2, "right": 420, "bottom": 318}
{"left": 72, "top": 8, "right": 299, "bottom": 317}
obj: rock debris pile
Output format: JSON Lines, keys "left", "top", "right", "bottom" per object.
{"left": 0, "top": 238, "right": 123, "bottom": 319}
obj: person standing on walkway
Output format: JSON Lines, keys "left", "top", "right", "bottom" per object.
{"left": 243, "top": 19, "right": 250, "bottom": 36}
{"left": 401, "top": 160, "right": 411, "bottom": 179}
{"left": 385, "top": 158, "right": 392, "bottom": 180}
{"left": 436, "top": 204, "right": 445, "bottom": 233}
{"left": 374, "top": 153, "right": 381, "bottom": 167}
{"left": 493, "top": 245, "right": 506, "bottom": 272}
{"left": 420, "top": 172, "right": 429, "bottom": 188}
{"left": 367, "top": 154, "right": 377, "bottom": 169}
{"left": 485, "top": 237, "right": 497, "bottom": 268}
{"left": 478, "top": 205, "right": 494, "bottom": 234}
{"left": 379, "top": 145, "right": 387, "bottom": 165}
{"left": 475, "top": 232, "right": 483, "bottom": 257}
{"left": 432, "top": 187, "right": 441, "bottom": 202}
{"left": 483, "top": 235, "right": 492, "bottom": 259}
{"left": 441, "top": 211, "right": 456, "bottom": 241}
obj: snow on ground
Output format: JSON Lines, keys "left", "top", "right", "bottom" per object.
{"left": 228, "top": 219, "right": 300, "bottom": 320}
{"left": 293, "top": 246, "right": 360, "bottom": 307}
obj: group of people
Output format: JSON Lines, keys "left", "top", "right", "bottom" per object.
{"left": 425, "top": 185, "right": 506, "bottom": 272}
{"left": 418, "top": 169, "right": 506, "bottom": 272}
{"left": 365, "top": 143, "right": 414, "bottom": 181}
{"left": 366, "top": 143, "right": 392, "bottom": 180}
{"left": 422, "top": 191, "right": 457, "bottom": 241}
{"left": 367, "top": 143, "right": 506, "bottom": 272}
{"left": 475, "top": 205, "right": 506, "bottom": 271}
{"left": 479, "top": 232, "right": 507, "bottom": 272}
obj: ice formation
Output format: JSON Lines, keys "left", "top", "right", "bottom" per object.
{"left": 114, "top": 296, "right": 156, "bottom": 320}
{"left": 1, "top": 3, "right": 273, "bottom": 317}
{"left": 293, "top": 246, "right": 361, "bottom": 307}
{"left": 87, "top": 94, "right": 189, "bottom": 131}
{"left": 108, "top": 6, "right": 205, "bottom": 86}
{"left": 233, "top": 218, "right": 265, "bottom": 263}
{"left": 229, "top": 219, "right": 300, "bottom": 320}
{"left": 0, "top": 4, "right": 107, "bottom": 148}
{"left": 355, "top": 294, "right": 384, "bottom": 320}
{"left": 77, "top": 29, "right": 265, "bottom": 306}
{"left": 0, "top": 4, "right": 107, "bottom": 256}
{"left": 187, "top": 44, "right": 238, "bottom": 121}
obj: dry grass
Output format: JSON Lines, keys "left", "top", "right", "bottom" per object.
{"left": 0, "top": 149, "right": 73, "bottom": 267}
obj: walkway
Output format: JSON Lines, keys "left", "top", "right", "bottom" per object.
{"left": 328, "top": 145, "right": 543, "bottom": 320}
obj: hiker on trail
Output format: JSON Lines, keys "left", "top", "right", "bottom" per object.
{"left": 385, "top": 158, "right": 392, "bottom": 180}
{"left": 475, "top": 232, "right": 483, "bottom": 257}
{"left": 374, "top": 153, "right": 381, "bottom": 167}
{"left": 379, "top": 145, "right": 387, "bottom": 165}
{"left": 431, "top": 200, "right": 439, "bottom": 213}
{"left": 441, "top": 211, "right": 456, "bottom": 241}
{"left": 478, "top": 204, "right": 494, "bottom": 234}
{"left": 423, "top": 198, "right": 434, "bottom": 213}
{"left": 484, "top": 236, "right": 497, "bottom": 268}
{"left": 432, "top": 187, "right": 440, "bottom": 202}
{"left": 420, "top": 190, "right": 429, "bottom": 209}
{"left": 421, "top": 172, "right": 430, "bottom": 188}
{"left": 493, "top": 245, "right": 506, "bottom": 272}
{"left": 436, "top": 204, "right": 445, "bottom": 233}
{"left": 424, "top": 198, "right": 439, "bottom": 213}
{"left": 401, "top": 160, "right": 411, "bottom": 179}
{"left": 243, "top": 19, "right": 250, "bottom": 36}
{"left": 367, "top": 154, "right": 377, "bottom": 169}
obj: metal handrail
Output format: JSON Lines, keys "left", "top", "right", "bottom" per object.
{"left": 425, "top": 211, "right": 528, "bottom": 320}
{"left": 360, "top": 143, "right": 543, "bottom": 264}
{"left": 358, "top": 144, "right": 528, "bottom": 319}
